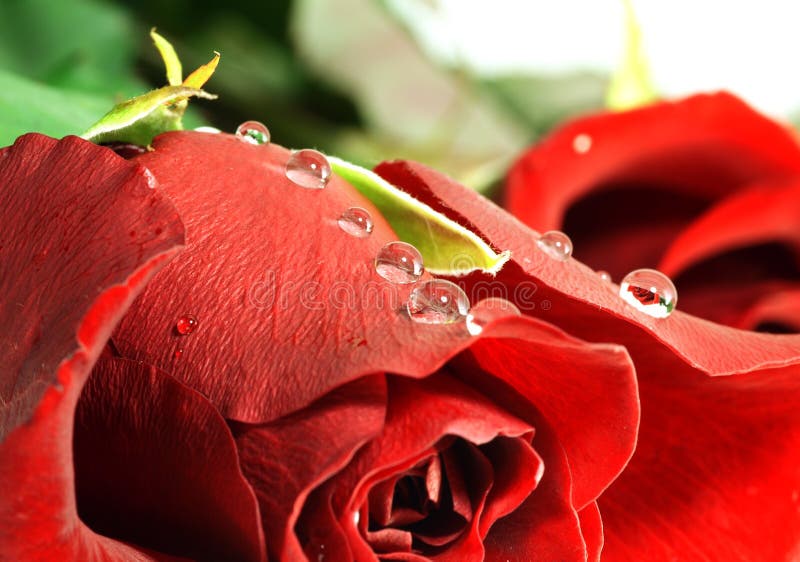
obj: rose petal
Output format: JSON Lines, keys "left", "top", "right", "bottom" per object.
{"left": 0, "top": 134, "right": 184, "bottom": 559}
{"left": 74, "top": 358, "right": 265, "bottom": 561}
{"left": 600, "top": 361, "right": 800, "bottom": 560}
{"left": 658, "top": 181, "right": 800, "bottom": 278}
{"left": 505, "top": 93, "right": 800, "bottom": 268}
{"left": 113, "top": 132, "right": 503, "bottom": 424}
{"left": 738, "top": 287, "right": 800, "bottom": 332}
{"left": 235, "top": 375, "right": 386, "bottom": 561}
{"left": 578, "top": 502, "right": 603, "bottom": 562}
{"left": 374, "top": 159, "right": 800, "bottom": 375}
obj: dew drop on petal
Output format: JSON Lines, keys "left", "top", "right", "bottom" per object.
{"left": 174, "top": 348, "right": 184, "bottom": 359}
{"left": 407, "top": 279, "right": 470, "bottom": 324}
{"left": 573, "top": 133, "right": 592, "bottom": 154}
{"left": 338, "top": 207, "right": 373, "bottom": 238}
{"left": 142, "top": 167, "right": 157, "bottom": 189}
{"left": 175, "top": 315, "right": 199, "bottom": 335}
{"left": 194, "top": 126, "right": 221, "bottom": 134}
{"left": 235, "top": 120, "right": 271, "bottom": 145}
{"left": 353, "top": 511, "right": 360, "bottom": 526}
{"left": 597, "top": 270, "right": 612, "bottom": 282}
{"left": 375, "top": 242, "right": 423, "bottom": 284}
{"left": 466, "top": 297, "right": 521, "bottom": 336}
{"left": 537, "top": 230, "right": 572, "bottom": 261}
{"left": 619, "top": 268, "right": 677, "bottom": 318}
{"left": 285, "top": 149, "right": 331, "bottom": 189}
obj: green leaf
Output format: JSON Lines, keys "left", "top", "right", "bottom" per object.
{"left": 81, "top": 85, "right": 216, "bottom": 146}
{"left": 329, "top": 157, "right": 510, "bottom": 276}
{"left": 606, "top": 0, "right": 658, "bottom": 110}
{"left": 0, "top": 69, "right": 113, "bottom": 147}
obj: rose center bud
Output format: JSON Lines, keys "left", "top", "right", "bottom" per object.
{"left": 363, "top": 437, "right": 487, "bottom": 556}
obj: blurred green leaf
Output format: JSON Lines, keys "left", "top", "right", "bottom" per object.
{"left": 0, "top": 69, "right": 113, "bottom": 146}
{"left": 606, "top": 0, "right": 657, "bottom": 110}
{"left": 0, "top": 0, "right": 142, "bottom": 97}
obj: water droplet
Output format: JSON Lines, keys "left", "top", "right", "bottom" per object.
{"left": 194, "top": 126, "right": 221, "bottom": 134}
{"left": 235, "top": 121, "right": 271, "bottom": 145}
{"left": 597, "top": 270, "right": 612, "bottom": 282}
{"left": 537, "top": 230, "right": 572, "bottom": 261}
{"left": 375, "top": 242, "right": 423, "bottom": 284}
{"left": 142, "top": 167, "right": 157, "bottom": 189}
{"left": 175, "top": 315, "right": 199, "bottom": 335}
{"left": 353, "top": 511, "right": 360, "bottom": 525}
{"left": 285, "top": 149, "right": 331, "bottom": 189}
{"left": 407, "top": 279, "right": 469, "bottom": 324}
{"left": 573, "top": 133, "right": 592, "bottom": 154}
{"left": 174, "top": 348, "right": 184, "bottom": 359}
{"left": 619, "top": 268, "right": 677, "bottom": 318}
{"left": 466, "top": 298, "right": 521, "bottom": 335}
{"left": 338, "top": 207, "right": 373, "bottom": 238}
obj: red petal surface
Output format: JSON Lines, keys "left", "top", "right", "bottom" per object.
{"left": 74, "top": 358, "right": 265, "bottom": 561}
{"left": 0, "top": 134, "right": 184, "bottom": 559}
{"left": 235, "top": 375, "right": 386, "bottom": 561}
{"left": 114, "top": 132, "right": 500, "bottom": 424}
{"left": 505, "top": 93, "right": 800, "bottom": 272}
{"left": 296, "top": 373, "right": 538, "bottom": 561}
{"left": 578, "top": 502, "right": 603, "bottom": 562}
{"left": 376, "top": 159, "right": 800, "bottom": 559}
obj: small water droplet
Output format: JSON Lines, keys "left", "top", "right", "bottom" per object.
{"left": 174, "top": 348, "right": 184, "bottom": 359}
{"left": 338, "top": 207, "right": 373, "bottom": 237}
{"left": 142, "top": 167, "right": 157, "bottom": 189}
{"left": 375, "top": 242, "right": 423, "bottom": 284}
{"left": 466, "top": 298, "right": 521, "bottom": 336}
{"left": 175, "top": 315, "right": 199, "bottom": 335}
{"left": 353, "top": 511, "right": 360, "bottom": 525}
{"left": 537, "top": 230, "right": 572, "bottom": 261}
{"left": 573, "top": 133, "right": 592, "bottom": 154}
{"left": 194, "top": 126, "right": 221, "bottom": 134}
{"left": 285, "top": 149, "right": 331, "bottom": 189}
{"left": 235, "top": 120, "right": 271, "bottom": 145}
{"left": 407, "top": 279, "right": 469, "bottom": 324}
{"left": 619, "top": 268, "right": 677, "bottom": 318}
{"left": 597, "top": 270, "right": 612, "bottom": 282}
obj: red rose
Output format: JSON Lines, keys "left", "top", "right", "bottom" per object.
{"left": 506, "top": 92, "right": 800, "bottom": 332}
{"left": 1, "top": 116, "right": 799, "bottom": 562}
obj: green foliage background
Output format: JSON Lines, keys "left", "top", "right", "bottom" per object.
{"left": 0, "top": 0, "right": 612, "bottom": 190}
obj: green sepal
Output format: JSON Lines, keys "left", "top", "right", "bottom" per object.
{"left": 81, "top": 85, "right": 216, "bottom": 146}
{"left": 329, "top": 157, "right": 510, "bottom": 276}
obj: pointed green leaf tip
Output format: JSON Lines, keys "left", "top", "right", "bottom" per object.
{"left": 329, "top": 157, "right": 511, "bottom": 276}
{"left": 81, "top": 30, "right": 218, "bottom": 147}
{"left": 606, "top": 0, "right": 658, "bottom": 110}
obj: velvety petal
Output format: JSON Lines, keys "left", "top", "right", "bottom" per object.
{"left": 374, "top": 159, "right": 800, "bottom": 375}
{"left": 738, "top": 287, "right": 800, "bottom": 332}
{"left": 659, "top": 181, "right": 800, "bottom": 278}
{"left": 506, "top": 93, "right": 800, "bottom": 247}
{"left": 113, "top": 132, "right": 498, "bottom": 424}
{"left": 577, "top": 503, "right": 603, "bottom": 562}
{"left": 296, "top": 373, "right": 537, "bottom": 561}
{"left": 74, "top": 358, "right": 265, "bottom": 561}
{"left": 600, "top": 361, "right": 800, "bottom": 561}
{"left": 234, "top": 375, "right": 387, "bottom": 561}
{"left": 377, "top": 158, "right": 800, "bottom": 559}
{"left": 0, "top": 134, "right": 184, "bottom": 559}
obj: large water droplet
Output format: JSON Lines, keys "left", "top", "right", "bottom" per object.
{"left": 375, "top": 242, "right": 423, "bottom": 284}
{"left": 537, "top": 230, "right": 572, "bottom": 261}
{"left": 338, "top": 207, "right": 373, "bottom": 238}
{"left": 619, "top": 268, "right": 677, "bottom": 318}
{"left": 466, "top": 298, "right": 521, "bottom": 335}
{"left": 407, "top": 279, "right": 470, "bottom": 324}
{"left": 175, "top": 315, "right": 199, "bottom": 335}
{"left": 285, "top": 149, "right": 331, "bottom": 189}
{"left": 235, "top": 120, "right": 271, "bottom": 145}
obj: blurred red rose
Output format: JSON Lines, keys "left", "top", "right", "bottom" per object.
{"left": 0, "top": 113, "right": 799, "bottom": 562}
{"left": 506, "top": 92, "right": 800, "bottom": 332}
